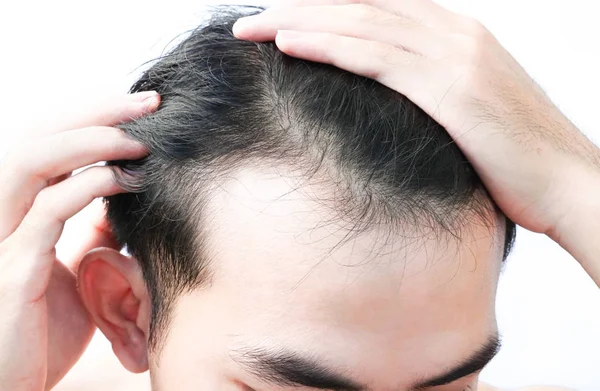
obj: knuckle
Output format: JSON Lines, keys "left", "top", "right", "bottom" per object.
{"left": 380, "top": 46, "right": 398, "bottom": 67}
{"left": 33, "top": 187, "right": 54, "bottom": 210}
{"left": 462, "top": 17, "right": 490, "bottom": 41}
{"left": 375, "top": 45, "right": 407, "bottom": 77}
{"left": 348, "top": 3, "right": 379, "bottom": 21}
{"left": 15, "top": 217, "right": 42, "bottom": 245}
{"left": 457, "top": 33, "right": 487, "bottom": 67}
{"left": 379, "top": 44, "right": 408, "bottom": 66}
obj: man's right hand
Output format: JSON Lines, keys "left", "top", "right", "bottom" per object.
{"left": 0, "top": 91, "right": 159, "bottom": 391}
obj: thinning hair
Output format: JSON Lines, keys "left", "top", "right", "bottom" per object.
{"left": 106, "top": 5, "right": 516, "bottom": 350}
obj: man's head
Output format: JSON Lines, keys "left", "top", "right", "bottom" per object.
{"left": 77, "top": 6, "right": 516, "bottom": 390}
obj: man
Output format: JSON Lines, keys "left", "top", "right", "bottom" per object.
{"left": 0, "top": 1, "right": 595, "bottom": 391}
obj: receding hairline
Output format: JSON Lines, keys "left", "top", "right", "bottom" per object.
{"left": 196, "top": 163, "right": 507, "bottom": 276}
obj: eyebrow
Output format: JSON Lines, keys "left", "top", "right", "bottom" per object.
{"left": 231, "top": 333, "right": 501, "bottom": 391}
{"left": 231, "top": 347, "right": 363, "bottom": 391}
{"left": 411, "top": 333, "right": 502, "bottom": 389}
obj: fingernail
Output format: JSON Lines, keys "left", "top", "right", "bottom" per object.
{"left": 233, "top": 16, "right": 255, "bottom": 35}
{"left": 130, "top": 91, "right": 158, "bottom": 108}
{"left": 132, "top": 90, "right": 157, "bottom": 101}
{"left": 133, "top": 91, "right": 160, "bottom": 110}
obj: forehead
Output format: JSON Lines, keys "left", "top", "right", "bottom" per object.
{"left": 170, "top": 166, "right": 503, "bottom": 387}
{"left": 203, "top": 165, "right": 503, "bottom": 290}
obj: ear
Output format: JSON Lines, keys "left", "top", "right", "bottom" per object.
{"left": 77, "top": 248, "right": 151, "bottom": 373}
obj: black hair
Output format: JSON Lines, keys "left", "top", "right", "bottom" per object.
{"left": 106, "top": 5, "right": 516, "bottom": 351}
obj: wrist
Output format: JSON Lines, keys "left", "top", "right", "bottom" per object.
{"left": 547, "top": 161, "right": 600, "bottom": 285}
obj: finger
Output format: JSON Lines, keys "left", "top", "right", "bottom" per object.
{"left": 274, "top": 31, "right": 442, "bottom": 127}
{"left": 20, "top": 166, "right": 124, "bottom": 253}
{"left": 233, "top": 5, "right": 448, "bottom": 57}
{"left": 47, "top": 172, "right": 72, "bottom": 187}
{"left": 270, "top": 0, "right": 446, "bottom": 25}
{"left": 274, "top": 30, "right": 421, "bottom": 93}
{"left": 0, "top": 126, "right": 147, "bottom": 241}
{"left": 268, "top": 0, "right": 471, "bottom": 33}
{"left": 33, "top": 91, "right": 160, "bottom": 138}
{"left": 3, "top": 166, "right": 126, "bottom": 300}
{"left": 63, "top": 201, "right": 120, "bottom": 271}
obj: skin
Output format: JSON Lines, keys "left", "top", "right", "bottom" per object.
{"left": 140, "top": 166, "right": 502, "bottom": 390}
{"left": 0, "top": 0, "right": 597, "bottom": 390}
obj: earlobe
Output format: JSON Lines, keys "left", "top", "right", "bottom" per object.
{"left": 77, "top": 248, "right": 150, "bottom": 373}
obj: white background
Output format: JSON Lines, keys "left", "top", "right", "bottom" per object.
{"left": 0, "top": 1, "right": 598, "bottom": 390}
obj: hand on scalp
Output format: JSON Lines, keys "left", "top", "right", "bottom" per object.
{"left": 233, "top": 0, "right": 600, "bottom": 282}
{"left": 0, "top": 91, "right": 159, "bottom": 391}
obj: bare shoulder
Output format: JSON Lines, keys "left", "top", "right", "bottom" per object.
{"left": 479, "top": 383, "right": 578, "bottom": 391}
